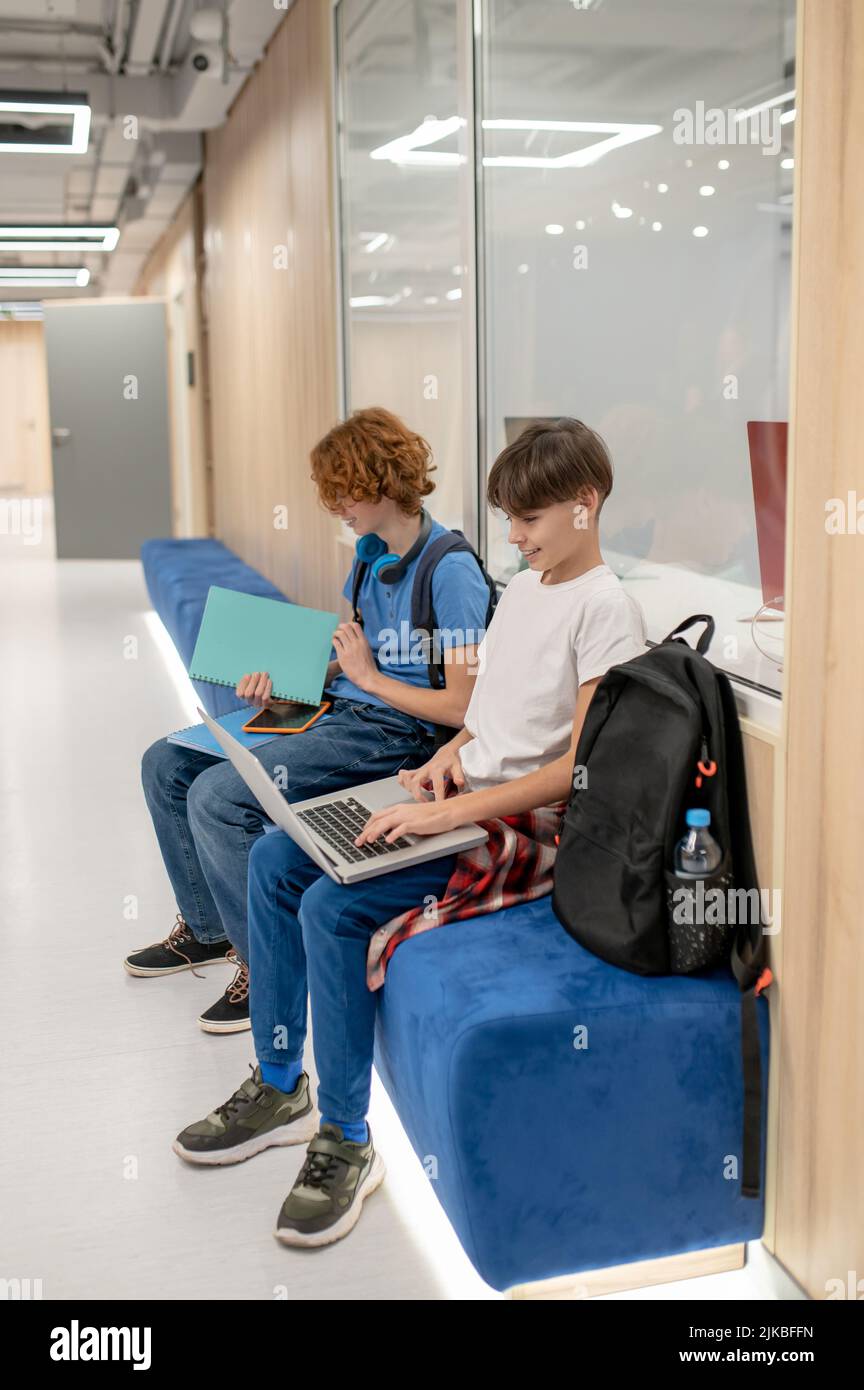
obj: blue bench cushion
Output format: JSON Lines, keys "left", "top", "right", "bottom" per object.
{"left": 373, "top": 895, "right": 769, "bottom": 1292}
{"left": 141, "top": 538, "right": 290, "bottom": 716}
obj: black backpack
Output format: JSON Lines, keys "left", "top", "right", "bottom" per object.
{"left": 351, "top": 528, "right": 498, "bottom": 742}
{"left": 552, "top": 615, "right": 773, "bottom": 1199}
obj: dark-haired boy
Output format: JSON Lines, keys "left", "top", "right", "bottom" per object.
{"left": 174, "top": 418, "right": 648, "bottom": 1248}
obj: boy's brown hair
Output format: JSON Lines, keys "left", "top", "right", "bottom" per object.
{"left": 310, "top": 406, "right": 435, "bottom": 515}
{"left": 487, "top": 417, "right": 613, "bottom": 519}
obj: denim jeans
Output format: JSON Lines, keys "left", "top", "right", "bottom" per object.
{"left": 247, "top": 829, "right": 457, "bottom": 1124}
{"left": 140, "top": 698, "right": 435, "bottom": 959}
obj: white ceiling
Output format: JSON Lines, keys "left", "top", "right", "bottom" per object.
{"left": 0, "top": 0, "right": 288, "bottom": 303}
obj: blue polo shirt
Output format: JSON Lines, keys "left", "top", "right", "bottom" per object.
{"left": 325, "top": 519, "right": 490, "bottom": 733}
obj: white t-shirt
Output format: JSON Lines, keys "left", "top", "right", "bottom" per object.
{"left": 459, "top": 563, "right": 647, "bottom": 792}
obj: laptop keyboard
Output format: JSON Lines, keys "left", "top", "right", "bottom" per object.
{"left": 296, "top": 797, "right": 413, "bottom": 864}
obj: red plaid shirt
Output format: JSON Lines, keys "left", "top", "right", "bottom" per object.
{"left": 365, "top": 802, "right": 566, "bottom": 991}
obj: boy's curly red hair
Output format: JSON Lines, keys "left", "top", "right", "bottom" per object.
{"left": 310, "top": 406, "right": 436, "bottom": 515}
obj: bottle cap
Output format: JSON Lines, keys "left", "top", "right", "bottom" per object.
{"left": 686, "top": 808, "right": 711, "bottom": 827}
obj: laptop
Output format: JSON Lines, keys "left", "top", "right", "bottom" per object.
{"left": 196, "top": 706, "right": 488, "bottom": 884}
{"left": 747, "top": 420, "right": 788, "bottom": 612}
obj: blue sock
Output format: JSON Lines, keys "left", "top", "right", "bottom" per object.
{"left": 259, "top": 1058, "right": 303, "bottom": 1094}
{"left": 322, "top": 1115, "right": 368, "bottom": 1144}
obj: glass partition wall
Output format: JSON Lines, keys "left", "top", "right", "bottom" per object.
{"left": 335, "top": 0, "right": 795, "bottom": 696}
{"left": 335, "top": 0, "right": 475, "bottom": 532}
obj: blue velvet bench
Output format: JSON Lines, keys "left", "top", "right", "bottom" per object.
{"left": 141, "top": 537, "right": 770, "bottom": 1295}
{"left": 140, "top": 538, "right": 290, "bottom": 716}
{"left": 374, "top": 896, "right": 769, "bottom": 1293}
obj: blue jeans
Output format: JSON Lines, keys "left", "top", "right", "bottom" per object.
{"left": 247, "top": 830, "right": 457, "bottom": 1124}
{"left": 140, "top": 698, "right": 434, "bottom": 959}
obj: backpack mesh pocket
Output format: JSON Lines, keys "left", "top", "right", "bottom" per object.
{"left": 665, "top": 851, "right": 735, "bottom": 973}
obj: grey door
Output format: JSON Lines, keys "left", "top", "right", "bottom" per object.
{"left": 42, "top": 299, "right": 173, "bottom": 558}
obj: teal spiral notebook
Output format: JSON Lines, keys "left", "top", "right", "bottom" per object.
{"left": 188, "top": 586, "right": 339, "bottom": 704}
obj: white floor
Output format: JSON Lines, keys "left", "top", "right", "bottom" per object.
{"left": 0, "top": 499, "right": 806, "bottom": 1302}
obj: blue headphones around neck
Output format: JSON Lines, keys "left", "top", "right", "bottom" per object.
{"left": 354, "top": 508, "right": 433, "bottom": 585}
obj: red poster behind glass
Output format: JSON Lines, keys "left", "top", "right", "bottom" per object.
{"left": 747, "top": 421, "right": 788, "bottom": 610}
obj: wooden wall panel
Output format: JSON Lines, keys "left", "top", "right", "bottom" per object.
{"left": 135, "top": 190, "right": 211, "bottom": 536}
{"left": 0, "top": 321, "right": 52, "bottom": 495}
{"left": 773, "top": 0, "right": 864, "bottom": 1299}
{"left": 201, "top": 0, "right": 341, "bottom": 611}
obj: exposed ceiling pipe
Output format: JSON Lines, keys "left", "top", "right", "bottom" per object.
{"left": 104, "top": 0, "right": 132, "bottom": 77}
{"left": 158, "top": 0, "right": 186, "bottom": 73}
{"left": 126, "top": 0, "right": 174, "bottom": 78}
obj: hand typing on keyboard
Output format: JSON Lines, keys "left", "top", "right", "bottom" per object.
{"left": 354, "top": 796, "right": 463, "bottom": 848}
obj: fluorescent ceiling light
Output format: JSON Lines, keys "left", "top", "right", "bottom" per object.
{"left": 0, "top": 225, "right": 119, "bottom": 251}
{"left": 0, "top": 267, "right": 89, "bottom": 287}
{"left": 370, "top": 116, "right": 466, "bottom": 166}
{"left": 0, "top": 301, "right": 43, "bottom": 319}
{"left": 371, "top": 115, "right": 662, "bottom": 169}
{"left": 361, "top": 232, "right": 391, "bottom": 254}
{"left": 0, "top": 90, "right": 91, "bottom": 154}
{"left": 482, "top": 118, "right": 663, "bottom": 168}
{"left": 731, "top": 90, "right": 795, "bottom": 124}
{"left": 349, "top": 294, "right": 401, "bottom": 308}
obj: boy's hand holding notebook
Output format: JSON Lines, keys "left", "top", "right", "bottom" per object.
{"left": 189, "top": 586, "right": 339, "bottom": 703}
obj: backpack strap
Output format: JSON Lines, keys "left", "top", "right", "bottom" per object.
{"left": 350, "top": 559, "right": 368, "bottom": 625}
{"left": 410, "top": 530, "right": 491, "bottom": 690}
{"left": 671, "top": 646, "right": 770, "bottom": 1198}
{"left": 663, "top": 614, "right": 716, "bottom": 655}
{"left": 716, "top": 672, "right": 771, "bottom": 1199}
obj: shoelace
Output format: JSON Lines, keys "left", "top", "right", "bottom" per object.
{"left": 131, "top": 912, "right": 211, "bottom": 977}
{"left": 224, "top": 950, "right": 249, "bottom": 1004}
{"left": 298, "top": 1148, "right": 341, "bottom": 1193}
{"left": 214, "top": 1064, "right": 263, "bottom": 1122}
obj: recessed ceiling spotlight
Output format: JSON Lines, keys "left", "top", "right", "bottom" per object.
{"left": 545, "top": 223, "right": 564, "bottom": 234}
{"left": 517, "top": 263, "right": 529, "bottom": 274}
{"left": 657, "top": 182, "right": 669, "bottom": 193}
{"left": 699, "top": 185, "right": 715, "bottom": 196}
{"left": 781, "top": 157, "right": 794, "bottom": 169}
{"left": 611, "top": 202, "right": 633, "bottom": 219}
{"left": 575, "top": 219, "right": 586, "bottom": 230}
{"left": 652, "top": 221, "right": 662, "bottom": 231}
{"left": 718, "top": 159, "right": 730, "bottom": 170}
{"left": 692, "top": 226, "right": 709, "bottom": 238}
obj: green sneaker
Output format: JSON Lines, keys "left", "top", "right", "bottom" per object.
{"left": 173, "top": 1065, "right": 318, "bottom": 1166}
{"left": 274, "top": 1123, "right": 386, "bottom": 1248}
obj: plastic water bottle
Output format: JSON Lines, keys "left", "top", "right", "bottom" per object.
{"left": 674, "top": 809, "right": 722, "bottom": 878}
